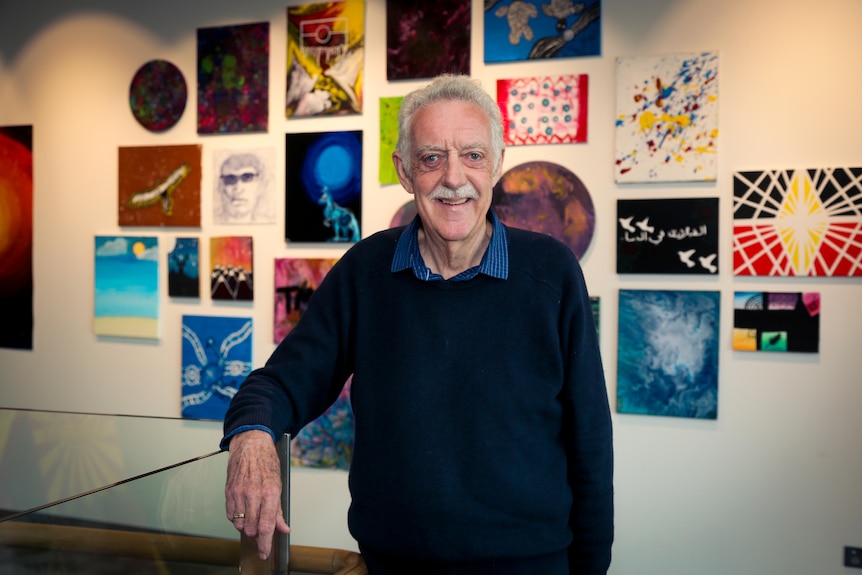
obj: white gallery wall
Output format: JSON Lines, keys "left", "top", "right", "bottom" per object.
{"left": 1, "top": 1, "right": 860, "bottom": 573}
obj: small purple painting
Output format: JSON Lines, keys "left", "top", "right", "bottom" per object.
{"left": 386, "top": 0, "right": 470, "bottom": 80}
{"left": 492, "top": 161, "right": 595, "bottom": 259}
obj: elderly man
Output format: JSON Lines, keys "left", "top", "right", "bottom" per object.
{"left": 222, "top": 74, "right": 613, "bottom": 574}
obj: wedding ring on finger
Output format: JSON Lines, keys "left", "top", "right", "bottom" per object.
{"left": 232, "top": 512, "right": 246, "bottom": 520}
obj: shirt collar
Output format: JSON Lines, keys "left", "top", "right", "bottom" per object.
{"left": 391, "top": 209, "right": 509, "bottom": 281}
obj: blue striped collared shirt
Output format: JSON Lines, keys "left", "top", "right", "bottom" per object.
{"left": 391, "top": 210, "right": 509, "bottom": 281}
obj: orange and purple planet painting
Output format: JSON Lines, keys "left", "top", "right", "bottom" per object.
{"left": 492, "top": 161, "right": 595, "bottom": 259}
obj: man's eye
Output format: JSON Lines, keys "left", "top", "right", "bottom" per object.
{"left": 468, "top": 153, "right": 482, "bottom": 161}
{"left": 423, "top": 154, "right": 440, "bottom": 163}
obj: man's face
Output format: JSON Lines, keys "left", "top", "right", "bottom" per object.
{"left": 394, "top": 100, "right": 503, "bottom": 246}
{"left": 219, "top": 162, "right": 260, "bottom": 219}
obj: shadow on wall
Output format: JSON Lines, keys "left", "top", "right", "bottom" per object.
{"left": 0, "top": 0, "right": 278, "bottom": 61}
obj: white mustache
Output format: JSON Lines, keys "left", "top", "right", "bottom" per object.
{"left": 428, "top": 184, "right": 479, "bottom": 201}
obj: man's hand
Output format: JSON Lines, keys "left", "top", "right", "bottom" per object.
{"left": 225, "top": 430, "right": 291, "bottom": 559}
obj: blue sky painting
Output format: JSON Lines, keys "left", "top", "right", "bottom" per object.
{"left": 94, "top": 236, "right": 159, "bottom": 339}
{"left": 617, "top": 289, "right": 720, "bottom": 419}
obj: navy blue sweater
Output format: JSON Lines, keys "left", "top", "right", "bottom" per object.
{"left": 223, "top": 225, "right": 613, "bottom": 573}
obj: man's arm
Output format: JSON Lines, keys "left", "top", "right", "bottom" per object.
{"left": 224, "top": 429, "right": 291, "bottom": 560}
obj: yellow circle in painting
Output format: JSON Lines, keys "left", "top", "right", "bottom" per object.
{"left": 132, "top": 241, "right": 146, "bottom": 257}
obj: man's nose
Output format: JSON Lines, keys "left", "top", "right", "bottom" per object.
{"left": 442, "top": 154, "right": 467, "bottom": 189}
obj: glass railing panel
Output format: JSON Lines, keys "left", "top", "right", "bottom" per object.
{"left": 0, "top": 449, "right": 239, "bottom": 573}
{"left": 0, "top": 408, "right": 224, "bottom": 515}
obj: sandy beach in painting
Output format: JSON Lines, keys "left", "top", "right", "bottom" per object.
{"left": 93, "top": 316, "right": 159, "bottom": 339}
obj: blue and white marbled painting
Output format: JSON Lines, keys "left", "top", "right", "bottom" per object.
{"left": 617, "top": 289, "right": 720, "bottom": 419}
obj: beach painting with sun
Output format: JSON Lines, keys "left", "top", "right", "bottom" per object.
{"left": 94, "top": 236, "right": 159, "bottom": 339}
{"left": 733, "top": 167, "right": 862, "bottom": 276}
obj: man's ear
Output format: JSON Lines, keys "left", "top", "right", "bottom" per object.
{"left": 392, "top": 152, "right": 414, "bottom": 194}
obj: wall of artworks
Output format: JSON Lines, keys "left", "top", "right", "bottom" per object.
{"left": 1, "top": 1, "right": 861, "bottom": 573}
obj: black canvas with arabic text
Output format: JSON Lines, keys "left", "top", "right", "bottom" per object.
{"left": 617, "top": 197, "right": 719, "bottom": 274}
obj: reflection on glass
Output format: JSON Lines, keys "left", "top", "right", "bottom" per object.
{"left": 0, "top": 437, "right": 236, "bottom": 572}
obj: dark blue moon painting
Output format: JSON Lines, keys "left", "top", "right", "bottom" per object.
{"left": 617, "top": 289, "right": 720, "bottom": 420}
{"left": 286, "top": 130, "right": 362, "bottom": 243}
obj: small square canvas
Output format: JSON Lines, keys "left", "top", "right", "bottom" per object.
{"left": 617, "top": 197, "right": 719, "bottom": 274}
{"left": 274, "top": 257, "right": 338, "bottom": 344}
{"left": 484, "top": 0, "right": 601, "bottom": 63}
{"left": 118, "top": 144, "right": 201, "bottom": 227}
{"left": 617, "top": 289, "right": 720, "bottom": 419}
{"left": 197, "top": 22, "right": 269, "bottom": 133}
{"left": 181, "top": 315, "right": 253, "bottom": 420}
{"left": 733, "top": 292, "right": 820, "bottom": 353}
{"left": 615, "top": 51, "right": 719, "bottom": 183}
{"left": 497, "top": 74, "right": 588, "bottom": 146}
{"left": 94, "top": 236, "right": 159, "bottom": 339}
{"left": 733, "top": 167, "right": 862, "bottom": 276}
{"left": 210, "top": 236, "right": 253, "bottom": 301}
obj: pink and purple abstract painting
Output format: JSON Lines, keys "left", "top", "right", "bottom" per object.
{"left": 497, "top": 74, "right": 588, "bottom": 146}
{"left": 273, "top": 257, "right": 338, "bottom": 344}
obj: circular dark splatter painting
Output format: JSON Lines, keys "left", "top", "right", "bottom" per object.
{"left": 492, "top": 161, "right": 595, "bottom": 259}
{"left": 129, "top": 59, "right": 187, "bottom": 132}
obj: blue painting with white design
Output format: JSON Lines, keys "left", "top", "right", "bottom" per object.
{"left": 181, "top": 315, "right": 252, "bottom": 420}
